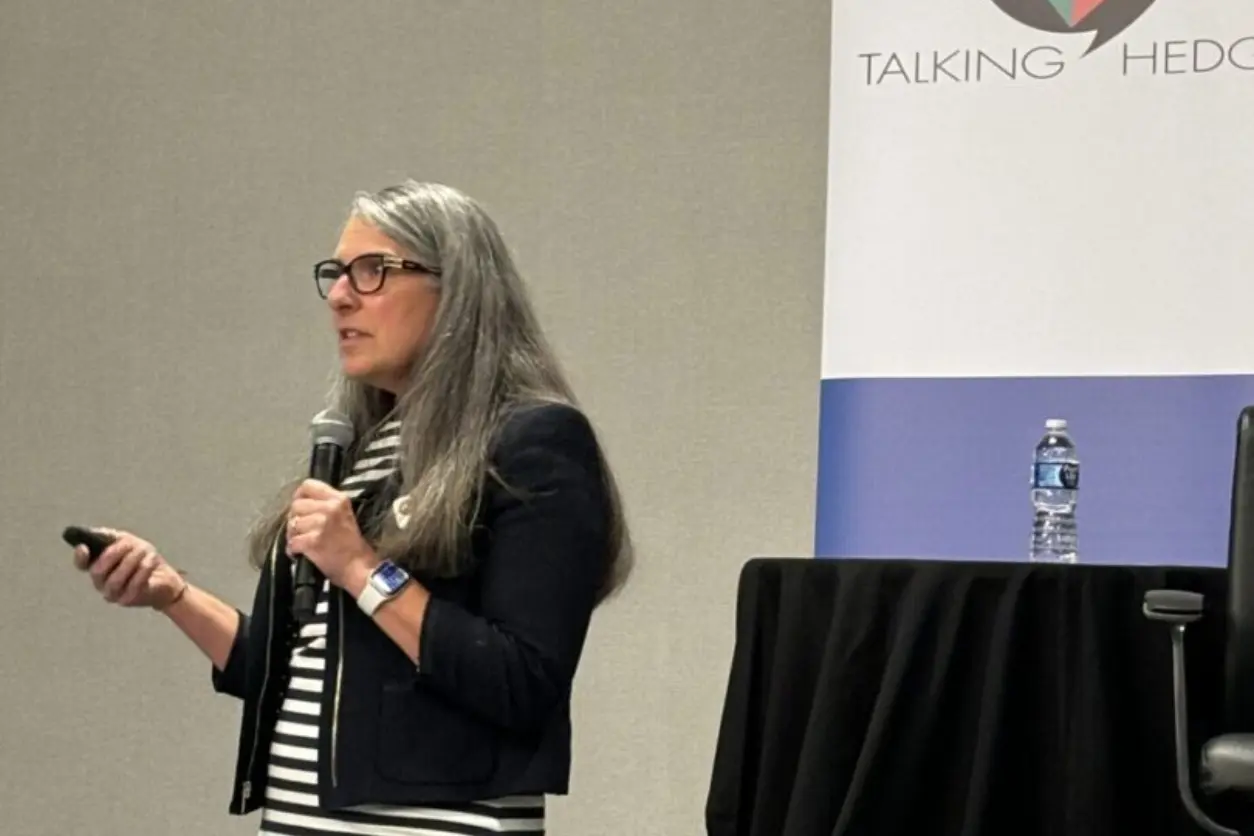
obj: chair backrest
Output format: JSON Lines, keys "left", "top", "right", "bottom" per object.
{"left": 1225, "top": 405, "right": 1254, "bottom": 731}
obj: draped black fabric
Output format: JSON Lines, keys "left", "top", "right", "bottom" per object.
{"left": 706, "top": 558, "right": 1231, "bottom": 836}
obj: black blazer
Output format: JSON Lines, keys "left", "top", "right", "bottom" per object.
{"left": 211, "top": 402, "right": 613, "bottom": 814}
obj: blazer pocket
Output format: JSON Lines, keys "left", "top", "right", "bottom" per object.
{"left": 375, "top": 682, "right": 498, "bottom": 785}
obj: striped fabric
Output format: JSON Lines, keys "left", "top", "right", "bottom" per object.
{"left": 258, "top": 420, "right": 545, "bottom": 835}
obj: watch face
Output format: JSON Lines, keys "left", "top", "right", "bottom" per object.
{"left": 371, "top": 562, "right": 410, "bottom": 595}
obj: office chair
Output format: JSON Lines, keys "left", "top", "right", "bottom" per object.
{"left": 1143, "top": 405, "right": 1254, "bottom": 836}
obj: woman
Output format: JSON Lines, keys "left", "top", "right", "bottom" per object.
{"left": 70, "top": 180, "right": 632, "bottom": 835}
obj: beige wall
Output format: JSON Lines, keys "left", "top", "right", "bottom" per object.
{"left": 0, "top": 3, "right": 829, "bottom": 833}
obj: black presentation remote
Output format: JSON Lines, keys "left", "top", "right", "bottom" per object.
{"left": 61, "top": 526, "right": 117, "bottom": 564}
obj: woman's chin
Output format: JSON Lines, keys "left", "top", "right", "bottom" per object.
{"left": 340, "top": 362, "right": 404, "bottom": 394}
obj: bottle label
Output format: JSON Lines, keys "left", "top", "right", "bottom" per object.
{"left": 1034, "top": 462, "right": 1079, "bottom": 490}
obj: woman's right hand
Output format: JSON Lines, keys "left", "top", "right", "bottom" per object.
{"left": 72, "top": 529, "right": 187, "bottom": 611}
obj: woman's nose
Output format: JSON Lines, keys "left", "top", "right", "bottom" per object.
{"left": 326, "top": 275, "right": 357, "bottom": 310}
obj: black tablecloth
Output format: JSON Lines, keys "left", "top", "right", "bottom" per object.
{"left": 705, "top": 558, "right": 1230, "bottom": 836}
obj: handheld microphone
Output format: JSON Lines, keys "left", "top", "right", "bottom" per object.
{"left": 293, "top": 408, "right": 356, "bottom": 624}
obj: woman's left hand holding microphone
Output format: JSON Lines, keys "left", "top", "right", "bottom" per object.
{"left": 285, "top": 479, "right": 379, "bottom": 592}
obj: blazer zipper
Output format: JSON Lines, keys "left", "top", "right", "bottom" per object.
{"left": 331, "top": 588, "right": 346, "bottom": 788}
{"left": 239, "top": 537, "right": 280, "bottom": 808}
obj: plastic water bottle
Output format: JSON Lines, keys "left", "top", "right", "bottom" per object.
{"left": 1030, "top": 418, "right": 1079, "bottom": 563}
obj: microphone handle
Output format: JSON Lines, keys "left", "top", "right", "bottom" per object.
{"left": 292, "top": 442, "right": 347, "bottom": 624}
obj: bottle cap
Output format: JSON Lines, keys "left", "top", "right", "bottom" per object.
{"left": 1045, "top": 418, "right": 1068, "bottom": 430}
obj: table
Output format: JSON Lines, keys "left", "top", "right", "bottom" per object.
{"left": 705, "top": 557, "right": 1230, "bottom": 836}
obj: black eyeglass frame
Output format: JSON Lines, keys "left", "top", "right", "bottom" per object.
{"left": 312, "top": 252, "right": 441, "bottom": 299}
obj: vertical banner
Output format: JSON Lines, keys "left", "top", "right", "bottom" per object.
{"left": 817, "top": 0, "right": 1254, "bottom": 566}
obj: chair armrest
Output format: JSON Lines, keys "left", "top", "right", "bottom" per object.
{"left": 1142, "top": 589, "right": 1240, "bottom": 836}
{"left": 1144, "top": 589, "right": 1204, "bottom": 624}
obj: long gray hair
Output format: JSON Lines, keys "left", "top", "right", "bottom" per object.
{"left": 247, "top": 181, "right": 632, "bottom": 602}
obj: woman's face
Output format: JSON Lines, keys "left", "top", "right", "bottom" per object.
{"left": 324, "top": 216, "right": 440, "bottom": 393}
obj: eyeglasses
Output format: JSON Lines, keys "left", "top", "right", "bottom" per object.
{"left": 312, "top": 253, "right": 441, "bottom": 299}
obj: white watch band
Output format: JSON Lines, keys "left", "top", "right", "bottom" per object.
{"left": 356, "top": 582, "right": 390, "bottom": 617}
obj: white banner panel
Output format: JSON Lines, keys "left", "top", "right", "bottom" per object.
{"left": 823, "top": 0, "right": 1254, "bottom": 379}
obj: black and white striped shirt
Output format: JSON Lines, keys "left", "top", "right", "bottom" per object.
{"left": 258, "top": 420, "right": 546, "bottom": 836}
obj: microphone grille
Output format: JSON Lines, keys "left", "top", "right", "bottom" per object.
{"left": 310, "top": 408, "right": 355, "bottom": 449}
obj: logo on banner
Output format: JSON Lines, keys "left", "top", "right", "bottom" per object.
{"left": 991, "top": 0, "right": 1158, "bottom": 55}
{"left": 854, "top": 0, "right": 1254, "bottom": 87}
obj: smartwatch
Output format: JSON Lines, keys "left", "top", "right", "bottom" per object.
{"left": 356, "top": 560, "right": 411, "bottom": 617}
